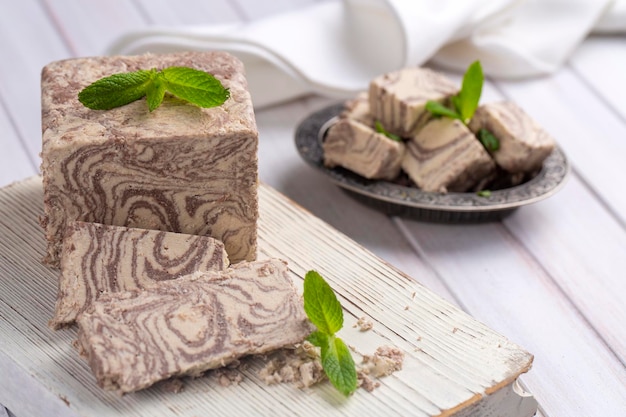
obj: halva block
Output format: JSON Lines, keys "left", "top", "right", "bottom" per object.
{"left": 40, "top": 51, "right": 258, "bottom": 266}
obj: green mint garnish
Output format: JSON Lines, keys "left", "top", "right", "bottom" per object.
{"left": 303, "top": 270, "right": 357, "bottom": 396}
{"left": 425, "top": 60, "right": 484, "bottom": 125}
{"left": 374, "top": 120, "right": 402, "bottom": 142}
{"left": 78, "top": 69, "right": 155, "bottom": 111}
{"left": 454, "top": 60, "right": 483, "bottom": 124}
{"left": 159, "top": 67, "right": 230, "bottom": 108}
{"left": 425, "top": 101, "right": 461, "bottom": 121}
{"left": 477, "top": 128, "right": 500, "bottom": 152}
{"left": 78, "top": 67, "right": 230, "bottom": 112}
{"left": 145, "top": 71, "right": 166, "bottom": 112}
{"left": 477, "top": 190, "right": 492, "bottom": 197}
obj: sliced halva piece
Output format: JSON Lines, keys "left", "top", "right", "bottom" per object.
{"left": 369, "top": 67, "right": 458, "bottom": 137}
{"left": 323, "top": 117, "right": 405, "bottom": 181}
{"left": 50, "top": 221, "right": 229, "bottom": 329}
{"left": 402, "top": 118, "right": 495, "bottom": 193}
{"left": 468, "top": 101, "right": 556, "bottom": 173}
{"left": 76, "top": 258, "right": 313, "bottom": 394}
{"left": 40, "top": 51, "right": 258, "bottom": 266}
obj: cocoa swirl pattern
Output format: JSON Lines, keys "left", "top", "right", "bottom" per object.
{"left": 323, "top": 118, "right": 404, "bottom": 180}
{"left": 40, "top": 52, "right": 259, "bottom": 267}
{"left": 369, "top": 67, "right": 458, "bottom": 137}
{"left": 295, "top": 103, "right": 569, "bottom": 222}
{"left": 50, "top": 221, "right": 229, "bottom": 329}
{"left": 46, "top": 132, "right": 257, "bottom": 264}
{"left": 469, "top": 101, "right": 555, "bottom": 173}
{"left": 76, "top": 259, "right": 312, "bottom": 394}
{"left": 403, "top": 118, "right": 495, "bottom": 192}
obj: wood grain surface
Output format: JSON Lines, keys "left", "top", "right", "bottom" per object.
{"left": 1, "top": 177, "right": 535, "bottom": 417}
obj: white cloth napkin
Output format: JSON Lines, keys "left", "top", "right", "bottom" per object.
{"left": 107, "top": 0, "right": 626, "bottom": 108}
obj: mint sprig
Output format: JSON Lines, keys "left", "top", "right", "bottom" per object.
{"left": 425, "top": 60, "right": 484, "bottom": 125}
{"left": 78, "top": 67, "right": 230, "bottom": 112}
{"left": 374, "top": 120, "right": 402, "bottom": 142}
{"left": 425, "top": 61, "right": 501, "bottom": 152}
{"left": 303, "top": 270, "right": 357, "bottom": 396}
{"left": 477, "top": 128, "right": 500, "bottom": 152}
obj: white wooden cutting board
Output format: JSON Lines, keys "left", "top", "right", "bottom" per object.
{"left": 0, "top": 177, "right": 537, "bottom": 417}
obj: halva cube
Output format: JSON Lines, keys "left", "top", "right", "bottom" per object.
{"left": 402, "top": 118, "right": 495, "bottom": 192}
{"left": 469, "top": 101, "right": 555, "bottom": 173}
{"left": 369, "top": 67, "right": 458, "bottom": 137}
{"left": 40, "top": 51, "right": 258, "bottom": 266}
{"left": 324, "top": 117, "right": 405, "bottom": 181}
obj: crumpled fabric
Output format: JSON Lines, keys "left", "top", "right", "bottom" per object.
{"left": 108, "top": 0, "right": 626, "bottom": 108}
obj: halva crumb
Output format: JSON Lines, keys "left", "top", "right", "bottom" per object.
{"left": 354, "top": 316, "right": 374, "bottom": 331}
{"left": 258, "top": 342, "right": 404, "bottom": 393}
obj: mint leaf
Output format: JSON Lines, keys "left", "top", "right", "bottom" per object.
{"left": 78, "top": 66, "right": 229, "bottom": 111}
{"left": 161, "top": 67, "right": 230, "bottom": 108}
{"left": 311, "top": 332, "right": 357, "bottom": 396}
{"left": 425, "top": 101, "right": 461, "bottom": 121}
{"left": 374, "top": 121, "right": 402, "bottom": 142}
{"left": 424, "top": 61, "right": 484, "bottom": 125}
{"left": 477, "top": 190, "right": 492, "bottom": 197}
{"left": 303, "top": 270, "right": 357, "bottom": 396}
{"left": 303, "top": 270, "right": 343, "bottom": 335}
{"left": 146, "top": 72, "right": 166, "bottom": 112}
{"left": 320, "top": 335, "right": 358, "bottom": 396}
{"left": 307, "top": 330, "right": 329, "bottom": 349}
{"left": 456, "top": 60, "right": 483, "bottom": 123}
{"left": 477, "top": 128, "right": 500, "bottom": 152}
{"left": 78, "top": 69, "right": 156, "bottom": 110}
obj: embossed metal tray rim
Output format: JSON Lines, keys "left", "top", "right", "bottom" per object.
{"left": 295, "top": 103, "right": 570, "bottom": 222}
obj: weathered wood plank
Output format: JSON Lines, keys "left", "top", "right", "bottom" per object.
{"left": 0, "top": 104, "right": 37, "bottom": 188}
{"left": 489, "top": 55, "right": 626, "bottom": 363}
{"left": 570, "top": 35, "right": 626, "bottom": 122}
{"left": 0, "top": 0, "right": 70, "bottom": 166}
{"left": 0, "top": 177, "right": 536, "bottom": 417}
{"left": 492, "top": 66, "right": 626, "bottom": 226}
{"left": 40, "top": 0, "right": 146, "bottom": 56}
{"left": 233, "top": 0, "right": 320, "bottom": 20}
{"left": 396, "top": 194, "right": 626, "bottom": 417}
{"left": 504, "top": 175, "right": 626, "bottom": 362}
{"left": 120, "top": 0, "right": 240, "bottom": 26}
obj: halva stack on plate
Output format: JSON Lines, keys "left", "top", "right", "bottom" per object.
{"left": 40, "top": 51, "right": 312, "bottom": 393}
{"left": 323, "top": 66, "right": 556, "bottom": 193}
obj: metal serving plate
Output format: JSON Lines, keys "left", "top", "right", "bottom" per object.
{"left": 295, "top": 103, "right": 570, "bottom": 223}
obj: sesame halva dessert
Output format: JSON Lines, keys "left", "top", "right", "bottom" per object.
{"left": 50, "top": 221, "right": 229, "bottom": 329}
{"left": 40, "top": 51, "right": 258, "bottom": 266}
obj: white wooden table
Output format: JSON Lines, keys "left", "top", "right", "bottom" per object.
{"left": 1, "top": 1, "right": 625, "bottom": 416}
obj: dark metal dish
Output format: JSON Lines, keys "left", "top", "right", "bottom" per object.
{"left": 295, "top": 103, "right": 570, "bottom": 222}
